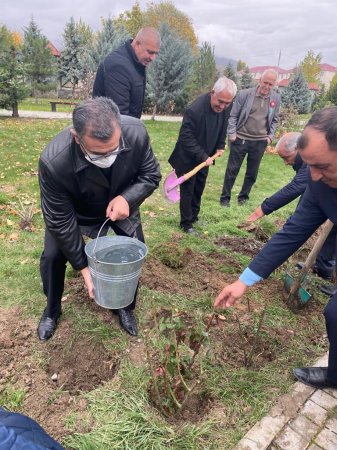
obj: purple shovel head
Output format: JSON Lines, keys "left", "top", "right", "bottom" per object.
{"left": 163, "top": 170, "right": 185, "bottom": 203}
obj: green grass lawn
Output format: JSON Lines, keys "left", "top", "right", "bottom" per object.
{"left": 19, "top": 97, "right": 78, "bottom": 113}
{"left": 0, "top": 116, "right": 328, "bottom": 449}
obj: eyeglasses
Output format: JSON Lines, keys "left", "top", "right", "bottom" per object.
{"left": 79, "top": 136, "right": 128, "bottom": 161}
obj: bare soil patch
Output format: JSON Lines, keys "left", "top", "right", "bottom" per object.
{"left": 0, "top": 236, "right": 327, "bottom": 441}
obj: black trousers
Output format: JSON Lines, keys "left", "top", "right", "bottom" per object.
{"left": 220, "top": 138, "right": 267, "bottom": 202}
{"left": 315, "top": 226, "right": 337, "bottom": 278}
{"left": 324, "top": 293, "right": 337, "bottom": 383}
{"left": 40, "top": 223, "right": 145, "bottom": 317}
{"left": 179, "top": 166, "right": 209, "bottom": 230}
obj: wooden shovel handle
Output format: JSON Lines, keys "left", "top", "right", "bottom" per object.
{"left": 183, "top": 152, "right": 222, "bottom": 182}
{"left": 302, "top": 219, "right": 334, "bottom": 270}
{"left": 289, "top": 219, "right": 334, "bottom": 299}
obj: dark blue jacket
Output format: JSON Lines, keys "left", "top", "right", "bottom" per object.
{"left": 249, "top": 178, "right": 337, "bottom": 278}
{"left": 261, "top": 153, "right": 309, "bottom": 215}
{"left": 92, "top": 40, "right": 146, "bottom": 119}
{"left": 0, "top": 408, "right": 64, "bottom": 449}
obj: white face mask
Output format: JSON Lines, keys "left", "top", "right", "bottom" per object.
{"left": 85, "top": 152, "right": 118, "bottom": 169}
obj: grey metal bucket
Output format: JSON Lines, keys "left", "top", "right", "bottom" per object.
{"left": 85, "top": 234, "right": 148, "bottom": 309}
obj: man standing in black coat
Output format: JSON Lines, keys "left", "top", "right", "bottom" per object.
{"left": 37, "top": 97, "right": 161, "bottom": 340}
{"left": 214, "top": 107, "right": 337, "bottom": 390}
{"left": 92, "top": 27, "right": 161, "bottom": 118}
{"left": 168, "top": 77, "right": 237, "bottom": 233}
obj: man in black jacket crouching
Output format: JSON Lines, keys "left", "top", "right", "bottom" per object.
{"left": 38, "top": 97, "right": 161, "bottom": 340}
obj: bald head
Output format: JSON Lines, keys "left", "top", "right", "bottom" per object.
{"left": 131, "top": 27, "right": 161, "bottom": 66}
{"left": 258, "top": 69, "right": 277, "bottom": 97}
{"left": 276, "top": 132, "right": 301, "bottom": 165}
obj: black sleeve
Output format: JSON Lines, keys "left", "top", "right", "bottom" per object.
{"left": 177, "top": 109, "right": 209, "bottom": 163}
{"left": 92, "top": 63, "right": 105, "bottom": 97}
{"left": 38, "top": 159, "right": 87, "bottom": 271}
{"left": 261, "top": 165, "right": 309, "bottom": 215}
{"left": 249, "top": 187, "right": 327, "bottom": 278}
{"left": 102, "top": 63, "right": 132, "bottom": 116}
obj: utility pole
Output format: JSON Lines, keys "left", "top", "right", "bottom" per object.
{"left": 276, "top": 49, "right": 282, "bottom": 91}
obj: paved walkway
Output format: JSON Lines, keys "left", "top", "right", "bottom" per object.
{"left": 0, "top": 109, "right": 183, "bottom": 122}
{"left": 233, "top": 353, "right": 337, "bottom": 450}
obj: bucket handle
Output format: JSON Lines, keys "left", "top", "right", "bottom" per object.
{"left": 92, "top": 217, "right": 138, "bottom": 259}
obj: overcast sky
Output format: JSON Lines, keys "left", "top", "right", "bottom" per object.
{"left": 3, "top": 0, "right": 337, "bottom": 69}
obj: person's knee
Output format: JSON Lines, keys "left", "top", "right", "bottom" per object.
{"left": 40, "top": 246, "right": 66, "bottom": 267}
{"left": 324, "top": 294, "right": 337, "bottom": 326}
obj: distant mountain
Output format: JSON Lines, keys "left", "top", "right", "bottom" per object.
{"left": 215, "top": 55, "right": 238, "bottom": 70}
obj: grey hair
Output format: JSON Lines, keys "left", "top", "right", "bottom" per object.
{"left": 261, "top": 69, "right": 278, "bottom": 79}
{"left": 276, "top": 132, "right": 301, "bottom": 153}
{"left": 213, "top": 76, "right": 237, "bottom": 97}
{"left": 72, "top": 97, "right": 121, "bottom": 140}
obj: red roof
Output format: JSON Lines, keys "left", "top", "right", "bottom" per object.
{"left": 250, "top": 65, "right": 291, "bottom": 74}
{"left": 307, "top": 82, "right": 320, "bottom": 91}
{"left": 278, "top": 78, "right": 320, "bottom": 91}
{"left": 250, "top": 64, "right": 337, "bottom": 75}
{"left": 47, "top": 42, "right": 61, "bottom": 57}
{"left": 319, "top": 63, "right": 337, "bottom": 72}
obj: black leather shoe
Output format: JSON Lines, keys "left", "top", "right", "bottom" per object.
{"left": 37, "top": 309, "right": 61, "bottom": 341}
{"left": 238, "top": 198, "right": 248, "bottom": 205}
{"left": 293, "top": 367, "right": 337, "bottom": 389}
{"left": 220, "top": 200, "right": 230, "bottom": 208}
{"left": 319, "top": 284, "right": 337, "bottom": 296}
{"left": 118, "top": 309, "right": 138, "bottom": 336}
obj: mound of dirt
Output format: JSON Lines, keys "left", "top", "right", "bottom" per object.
{"left": 0, "top": 306, "right": 118, "bottom": 442}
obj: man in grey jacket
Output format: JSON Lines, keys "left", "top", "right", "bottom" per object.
{"left": 220, "top": 69, "right": 280, "bottom": 206}
{"left": 37, "top": 97, "right": 161, "bottom": 340}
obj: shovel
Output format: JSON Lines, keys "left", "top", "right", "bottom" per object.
{"left": 283, "top": 219, "right": 334, "bottom": 311}
{"left": 163, "top": 152, "right": 222, "bottom": 203}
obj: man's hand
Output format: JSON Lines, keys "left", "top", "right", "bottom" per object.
{"left": 229, "top": 134, "right": 237, "bottom": 143}
{"left": 267, "top": 136, "right": 272, "bottom": 145}
{"left": 81, "top": 267, "right": 94, "bottom": 300}
{"left": 247, "top": 206, "right": 265, "bottom": 222}
{"left": 205, "top": 156, "right": 214, "bottom": 166}
{"left": 214, "top": 279, "right": 248, "bottom": 309}
{"left": 106, "top": 195, "right": 130, "bottom": 221}
{"left": 216, "top": 149, "right": 224, "bottom": 156}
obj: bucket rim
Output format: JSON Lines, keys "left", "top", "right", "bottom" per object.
{"left": 85, "top": 235, "right": 148, "bottom": 266}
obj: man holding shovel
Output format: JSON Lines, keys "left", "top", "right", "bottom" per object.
{"left": 214, "top": 107, "right": 337, "bottom": 389}
{"left": 247, "top": 132, "right": 337, "bottom": 292}
{"left": 37, "top": 97, "right": 161, "bottom": 340}
{"left": 168, "top": 76, "right": 237, "bottom": 233}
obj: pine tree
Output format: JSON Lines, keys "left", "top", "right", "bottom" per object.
{"left": 311, "top": 85, "right": 327, "bottom": 111}
{"left": 146, "top": 23, "right": 193, "bottom": 118}
{"left": 281, "top": 70, "right": 312, "bottom": 114}
{"left": 223, "top": 63, "right": 238, "bottom": 86}
{"left": 58, "top": 17, "right": 85, "bottom": 96}
{"left": 86, "top": 17, "right": 130, "bottom": 72}
{"left": 79, "top": 17, "right": 130, "bottom": 97}
{"left": 327, "top": 73, "right": 337, "bottom": 105}
{"left": 239, "top": 66, "right": 254, "bottom": 90}
{"left": 190, "top": 42, "right": 217, "bottom": 96}
{"left": 22, "top": 18, "right": 56, "bottom": 101}
{"left": 0, "top": 25, "right": 29, "bottom": 117}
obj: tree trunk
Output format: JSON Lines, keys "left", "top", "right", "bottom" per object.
{"left": 12, "top": 102, "right": 19, "bottom": 118}
{"left": 151, "top": 104, "right": 157, "bottom": 121}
